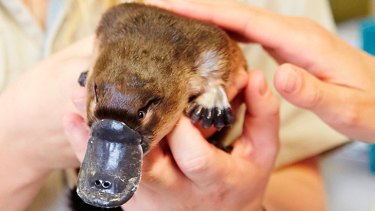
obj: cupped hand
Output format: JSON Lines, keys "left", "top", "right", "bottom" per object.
{"left": 0, "top": 36, "right": 94, "bottom": 211}
{"left": 146, "top": 0, "right": 375, "bottom": 142}
{"left": 0, "top": 36, "right": 94, "bottom": 171}
{"left": 64, "top": 70, "right": 280, "bottom": 211}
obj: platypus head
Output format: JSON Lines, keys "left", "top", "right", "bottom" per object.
{"left": 77, "top": 41, "right": 190, "bottom": 208}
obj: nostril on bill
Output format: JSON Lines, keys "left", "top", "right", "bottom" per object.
{"left": 77, "top": 119, "right": 144, "bottom": 207}
{"left": 94, "top": 179, "right": 112, "bottom": 189}
{"left": 95, "top": 179, "right": 102, "bottom": 187}
{"left": 102, "top": 181, "right": 112, "bottom": 189}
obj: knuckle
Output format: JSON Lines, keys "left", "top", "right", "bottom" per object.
{"left": 179, "top": 153, "right": 212, "bottom": 175}
{"left": 304, "top": 84, "right": 323, "bottom": 109}
{"left": 293, "top": 17, "right": 332, "bottom": 48}
{"left": 268, "top": 95, "right": 280, "bottom": 117}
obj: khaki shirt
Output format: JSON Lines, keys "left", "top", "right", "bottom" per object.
{"left": 0, "top": 0, "right": 347, "bottom": 210}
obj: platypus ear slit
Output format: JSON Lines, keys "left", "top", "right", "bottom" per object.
{"left": 150, "top": 96, "right": 163, "bottom": 105}
{"left": 188, "top": 95, "right": 198, "bottom": 103}
{"left": 78, "top": 70, "right": 88, "bottom": 87}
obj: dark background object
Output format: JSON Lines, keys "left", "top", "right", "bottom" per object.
{"left": 69, "top": 188, "right": 123, "bottom": 211}
{"left": 329, "top": 0, "right": 371, "bottom": 22}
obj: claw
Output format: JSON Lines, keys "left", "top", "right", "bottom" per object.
{"left": 190, "top": 105, "right": 203, "bottom": 123}
{"left": 185, "top": 105, "right": 234, "bottom": 129}
{"left": 223, "top": 108, "right": 234, "bottom": 126}
{"left": 202, "top": 108, "right": 213, "bottom": 128}
{"left": 213, "top": 107, "right": 225, "bottom": 129}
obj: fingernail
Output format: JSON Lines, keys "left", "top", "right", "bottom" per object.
{"left": 280, "top": 66, "right": 300, "bottom": 93}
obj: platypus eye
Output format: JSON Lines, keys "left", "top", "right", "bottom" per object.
{"left": 137, "top": 97, "right": 162, "bottom": 120}
{"left": 138, "top": 110, "right": 146, "bottom": 119}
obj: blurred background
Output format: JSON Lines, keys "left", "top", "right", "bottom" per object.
{"left": 321, "top": 1, "right": 375, "bottom": 210}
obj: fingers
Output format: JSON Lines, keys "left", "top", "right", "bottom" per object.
{"left": 226, "top": 67, "right": 249, "bottom": 101}
{"left": 232, "top": 70, "right": 280, "bottom": 167}
{"left": 63, "top": 113, "right": 89, "bottom": 162}
{"left": 145, "top": 0, "right": 351, "bottom": 79}
{"left": 273, "top": 63, "right": 372, "bottom": 139}
{"left": 141, "top": 143, "right": 187, "bottom": 192}
{"left": 167, "top": 70, "right": 279, "bottom": 186}
{"left": 72, "top": 86, "right": 86, "bottom": 114}
{"left": 167, "top": 116, "right": 234, "bottom": 187}
{"left": 145, "top": 0, "right": 293, "bottom": 47}
{"left": 274, "top": 63, "right": 357, "bottom": 120}
{"left": 275, "top": 64, "right": 325, "bottom": 110}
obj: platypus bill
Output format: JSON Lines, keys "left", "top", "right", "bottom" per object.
{"left": 76, "top": 3, "right": 246, "bottom": 208}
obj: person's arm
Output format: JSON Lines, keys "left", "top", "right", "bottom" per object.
{"left": 264, "top": 157, "right": 326, "bottom": 211}
{"left": 145, "top": 0, "right": 375, "bottom": 142}
{"left": 0, "top": 37, "right": 93, "bottom": 211}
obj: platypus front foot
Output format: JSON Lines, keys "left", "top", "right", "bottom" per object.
{"left": 185, "top": 86, "right": 234, "bottom": 129}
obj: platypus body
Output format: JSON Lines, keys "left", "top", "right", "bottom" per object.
{"left": 77, "top": 3, "right": 246, "bottom": 208}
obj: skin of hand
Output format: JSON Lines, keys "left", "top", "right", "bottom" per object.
{"left": 0, "top": 36, "right": 93, "bottom": 211}
{"left": 64, "top": 69, "right": 280, "bottom": 211}
{"left": 265, "top": 156, "right": 327, "bottom": 211}
{"left": 145, "top": 0, "right": 375, "bottom": 143}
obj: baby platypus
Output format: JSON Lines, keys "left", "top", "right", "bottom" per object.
{"left": 76, "top": 2, "right": 246, "bottom": 208}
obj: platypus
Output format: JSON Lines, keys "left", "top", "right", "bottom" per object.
{"left": 76, "top": 3, "right": 246, "bottom": 208}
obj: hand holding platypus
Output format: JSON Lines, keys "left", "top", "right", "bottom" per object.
{"left": 76, "top": 3, "right": 246, "bottom": 208}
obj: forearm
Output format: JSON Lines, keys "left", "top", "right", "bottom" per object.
{"left": 264, "top": 157, "right": 326, "bottom": 211}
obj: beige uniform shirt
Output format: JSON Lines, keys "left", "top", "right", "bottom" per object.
{"left": 0, "top": 0, "right": 347, "bottom": 210}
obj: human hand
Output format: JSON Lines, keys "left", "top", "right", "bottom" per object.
{"left": 64, "top": 69, "right": 279, "bottom": 210}
{"left": 145, "top": 0, "right": 375, "bottom": 142}
{"left": 0, "top": 36, "right": 94, "bottom": 211}
{"left": 0, "top": 36, "right": 93, "bottom": 175}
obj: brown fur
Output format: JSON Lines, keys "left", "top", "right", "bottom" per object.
{"left": 85, "top": 3, "right": 246, "bottom": 150}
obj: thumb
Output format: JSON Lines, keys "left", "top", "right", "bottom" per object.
{"left": 274, "top": 63, "right": 357, "bottom": 125}
{"left": 166, "top": 116, "right": 233, "bottom": 187}
{"left": 232, "top": 70, "right": 279, "bottom": 167}
{"left": 63, "top": 113, "right": 89, "bottom": 162}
